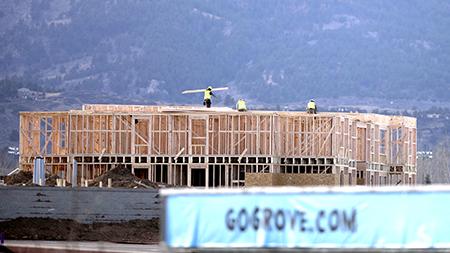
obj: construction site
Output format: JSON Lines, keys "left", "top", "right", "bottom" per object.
{"left": 18, "top": 104, "right": 417, "bottom": 187}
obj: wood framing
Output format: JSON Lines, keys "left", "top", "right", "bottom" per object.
{"left": 19, "top": 104, "right": 417, "bottom": 187}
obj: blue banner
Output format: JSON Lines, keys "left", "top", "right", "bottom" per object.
{"left": 162, "top": 187, "right": 450, "bottom": 248}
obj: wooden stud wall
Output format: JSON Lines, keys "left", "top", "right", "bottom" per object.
{"left": 19, "top": 105, "right": 417, "bottom": 187}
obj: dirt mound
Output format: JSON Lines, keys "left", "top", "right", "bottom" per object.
{"left": 0, "top": 217, "right": 159, "bottom": 243}
{"left": 5, "top": 171, "right": 69, "bottom": 187}
{"left": 5, "top": 165, "right": 159, "bottom": 188}
{"left": 90, "top": 164, "right": 158, "bottom": 188}
{"left": 4, "top": 170, "right": 32, "bottom": 185}
{"left": 45, "top": 174, "right": 60, "bottom": 187}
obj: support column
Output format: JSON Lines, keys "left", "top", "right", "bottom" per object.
{"left": 168, "top": 163, "right": 173, "bottom": 185}
{"left": 187, "top": 165, "right": 192, "bottom": 186}
{"left": 149, "top": 166, "right": 153, "bottom": 181}
{"left": 205, "top": 165, "right": 209, "bottom": 188}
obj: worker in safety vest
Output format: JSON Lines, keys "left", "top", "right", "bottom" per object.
{"left": 236, "top": 98, "right": 247, "bottom": 112}
{"left": 203, "top": 86, "right": 215, "bottom": 108}
{"left": 306, "top": 99, "right": 317, "bottom": 114}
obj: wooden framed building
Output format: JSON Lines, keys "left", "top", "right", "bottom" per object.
{"left": 19, "top": 104, "right": 417, "bottom": 187}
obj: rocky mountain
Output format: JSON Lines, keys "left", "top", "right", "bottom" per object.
{"left": 1, "top": 0, "right": 450, "bottom": 155}
{"left": 1, "top": 0, "right": 450, "bottom": 106}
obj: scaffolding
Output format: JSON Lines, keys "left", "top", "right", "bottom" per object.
{"left": 19, "top": 104, "right": 417, "bottom": 187}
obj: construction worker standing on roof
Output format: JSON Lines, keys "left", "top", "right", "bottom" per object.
{"left": 203, "top": 86, "right": 215, "bottom": 108}
{"left": 236, "top": 98, "right": 247, "bottom": 112}
{"left": 306, "top": 99, "right": 317, "bottom": 114}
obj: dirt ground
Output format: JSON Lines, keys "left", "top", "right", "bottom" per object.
{"left": 2, "top": 167, "right": 161, "bottom": 244}
{"left": 0, "top": 217, "right": 159, "bottom": 244}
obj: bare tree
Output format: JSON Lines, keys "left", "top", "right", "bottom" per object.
{"left": 417, "top": 138, "right": 450, "bottom": 184}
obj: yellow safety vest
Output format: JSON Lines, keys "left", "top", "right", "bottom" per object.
{"left": 237, "top": 100, "right": 247, "bottom": 111}
{"left": 307, "top": 101, "right": 316, "bottom": 110}
{"left": 204, "top": 90, "right": 211, "bottom": 100}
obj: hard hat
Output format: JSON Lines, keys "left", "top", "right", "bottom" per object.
{"left": 207, "top": 86, "right": 212, "bottom": 90}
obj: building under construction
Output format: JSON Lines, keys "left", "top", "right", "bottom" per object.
{"left": 19, "top": 104, "right": 417, "bottom": 187}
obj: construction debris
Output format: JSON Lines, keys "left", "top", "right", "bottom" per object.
{"left": 89, "top": 164, "right": 158, "bottom": 188}
{"left": 3, "top": 165, "right": 159, "bottom": 188}
{"left": 4, "top": 170, "right": 32, "bottom": 185}
{"left": 46, "top": 174, "right": 69, "bottom": 187}
{"left": 4, "top": 170, "right": 67, "bottom": 187}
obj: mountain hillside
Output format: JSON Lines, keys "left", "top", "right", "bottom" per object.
{"left": 1, "top": 0, "right": 450, "bottom": 105}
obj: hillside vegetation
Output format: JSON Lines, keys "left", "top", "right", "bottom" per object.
{"left": 1, "top": 0, "right": 450, "bottom": 104}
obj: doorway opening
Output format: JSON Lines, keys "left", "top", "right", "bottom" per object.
{"left": 191, "top": 168, "right": 206, "bottom": 187}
